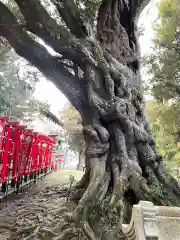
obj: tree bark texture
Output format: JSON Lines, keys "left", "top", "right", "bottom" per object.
{"left": 0, "top": 0, "right": 180, "bottom": 239}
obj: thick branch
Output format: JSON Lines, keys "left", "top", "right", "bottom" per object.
{"left": 14, "top": 0, "right": 86, "bottom": 67}
{"left": 97, "top": 0, "right": 150, "bottom": 72}
{"left": 97, "top": 0, "right": 114, "bottom": 35}
{"left": 50, "top": 0, "right": 87, "bottom": 38}
{"left": 0, "top": 1, "right": 86, "bottom": 113}
{"left": 97, "top": 0, "right": 151, "bottom": 30}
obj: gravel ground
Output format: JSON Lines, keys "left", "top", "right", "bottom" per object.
{"left": 0, "top": 170, "right": 83, "bottom": 240}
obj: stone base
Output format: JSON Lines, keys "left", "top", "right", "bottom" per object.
{"left": 122, "top": 201, "right": 180, "bottom": 240}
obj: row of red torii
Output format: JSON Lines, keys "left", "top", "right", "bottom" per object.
{"left": 0, "top": 116, "right": 62, "bottom": 197}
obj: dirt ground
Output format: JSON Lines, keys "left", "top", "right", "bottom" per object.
{"left": 0, "top": 170, "right": 83, "bottom": 240}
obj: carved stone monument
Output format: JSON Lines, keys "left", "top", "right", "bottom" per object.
{"left": 122, "top": 201, "right": 180, "bottom": 240}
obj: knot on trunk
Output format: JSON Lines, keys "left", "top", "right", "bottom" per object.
{"left": 101, "top": 98, "right": 127, "bottom": 122}
{"left": 86, "top": 143, "right": 109, "bottom": 157}
{"left": 133, "top": 124, "right": 149, "bottom": 143}
{"left": 83, "top": 124, "right": 109, "bottom": 143}
{"left": 83, "top": 124, "right": 110, "bottom": 157}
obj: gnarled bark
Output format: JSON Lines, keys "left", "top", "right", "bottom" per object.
{"left": 0, "top": 0, "right": 180, "bottom": 239}
{"left": 70, "top": 59, "right": 180, "bottom": 238}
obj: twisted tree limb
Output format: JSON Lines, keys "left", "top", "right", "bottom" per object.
{"left": 0, "top": 1, "right": 87, "bottom": 113}
{"left": 50, "top": 0, "right": 86, "bottom": 38}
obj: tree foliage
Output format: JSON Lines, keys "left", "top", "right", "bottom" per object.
{"left": 146, "top": 0, "right": 180, "bottom": 101}
{"left": 61, "top": 104, "right": 85, "bottom": 170}
{"left": 147, "top": 101, "right": 180, "bottom": 168}
{"left": 0, "top": 50, "right": 47, "bottom": 123}
{"left": 61, "top": 104, "right": 84, "bottom": 153}
{"left": 144, "top": 0, "right": 180, "bottom": 176}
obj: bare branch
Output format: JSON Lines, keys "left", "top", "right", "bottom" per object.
{"left": 50, "top": 0, "right": 87, "bottom": 38}
{"left": 14, "top": 0, "right": 86, "bottom": 67}
{"left": 40, "top": 109, "right": 64, "bottom": 127}
{"left": 0, "top": 1, "right": 86, "bottom": 112}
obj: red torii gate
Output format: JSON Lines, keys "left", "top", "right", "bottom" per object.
{"left": 0, "top": 116, "right": 55, "bottom": 196}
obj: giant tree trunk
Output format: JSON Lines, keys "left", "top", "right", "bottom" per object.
{"left": 70, "top": 87, "right": 180, "bottom": 239}
{"left": 68, "top": 5, "right": 180, "bottom": 240}
{"left": 1, "top": 1, "right": 180, "bottom": 239}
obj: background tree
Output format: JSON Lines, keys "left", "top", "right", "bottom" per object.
{"left": 0, "top": 1, "right": 180, "bottom": 239}
{"left": 0, "top": 49, "right": 50, "bottom": 124}
{"left": 61, "top": 104, "right": 85, "bottom": 171}
{"left": 146, "top": 101, "right": 180, "bottom": 173}
{"left": 145, "top": 0, "right": 180, "bottom": 100}
{"left": 144, "top": 0, "right": 180, "bottom": 177}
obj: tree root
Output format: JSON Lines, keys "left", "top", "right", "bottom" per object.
{"left": 22, "top": 227, "right": 40, "bottom": 240}
{"left": 57, "top": 166, "right": 129, "bottom": 240}
{"left": 0, "top": 185, "right": 76, "bottom": 240}
{"left": 0, "top": 165, "right": 177, "bottom": 240}
{"left": 81, "top": 221, "right": 96, "bottom": 240}
{"left": 40, "top": 227, "right": 58, "bottom": 237}
{"left": 0, "top": 224, "right": 17, "bottom": 232}
{"left": 48, "top": 207, "right": 69, "bottom": 216}
{"left": 108, "top": 200, "right": 125, "bottom": 240}
{"left": 58, "top": 160, "right": 151, "bottom": 240}
{"left": 71, "top": 156, "right": 107, "bottom": 223}
{"left": 52, "top": 228, "right": 76, "bottom": 240}
{"left": 10, "top": 225, "right": 36, "bottom": 238}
